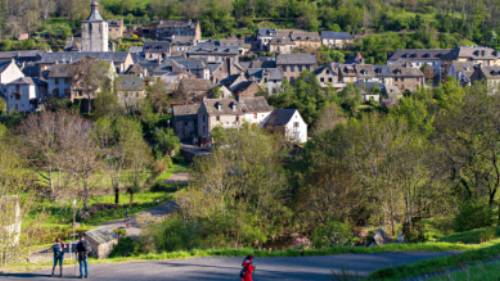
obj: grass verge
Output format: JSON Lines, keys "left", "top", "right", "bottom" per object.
{"left": 367, "top": 239, "right": 500, "bottom": 281}
{"left": 426, "top": 260, "right": 500, "bottom": 281}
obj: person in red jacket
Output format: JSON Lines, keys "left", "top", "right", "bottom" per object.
{"left": 240, "top": 255, "right": 255, "bottom": 281}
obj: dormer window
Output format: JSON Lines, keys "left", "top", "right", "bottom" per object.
{"left": 230, "top": 102, "right": 237, "bottom": 111}
{"left": 215, "top": 102, "right": 222, "bottom": 111}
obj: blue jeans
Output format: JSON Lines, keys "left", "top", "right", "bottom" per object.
{"left": 79, "top": 257, "right": 88, "bottom": 278}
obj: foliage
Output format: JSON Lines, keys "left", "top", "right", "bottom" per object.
{"left": 311, "top": 221, "right": 353, "bottom": 248}
{"left": 439, "top": 227, "right": 500, "bottom": 244}
{"left": 152, "top": 128, "right": 181, "bottom": 158}
{"left": 453, "top": 201, "right": 494, "bottom": 232}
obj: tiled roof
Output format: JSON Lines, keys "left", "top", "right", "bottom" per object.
{"left": 187, "top": 41, "right": 240, "bottom": 56}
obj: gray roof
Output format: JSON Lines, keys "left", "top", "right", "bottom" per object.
{"left": 478, "top": 66, "right": 500, "bottom": 79}
{"left": 389, "top": 49, "right": 452, "bottom": 61}
{"left": 187, "top": 41, "right": 240, "bottom": 56}
{"left": 129, "top": 46, "right": 143, "bottom": 53}
{"left": 257, "top": 28, "right": 277, "bottom": 37}
{"left": 86, "top": 0, "right": 104, "bottom": 22}
{"left": 85, "top": 229, "right": 116, "bottom": 244}
{"left": 115, "top": 75, "right": 145, "bottom": 91}
{"left": 40, "top": 52, "right": 131, "bottom": 65}
{"left": 247, "top": 68, "right": 284, "bottom": 81}
{"left": 172, "top": 58, "right": 206, "bottom": 71}
{"left": 172, "top": 103, "right": 200, "bottom": 116}
{"left": 450, "top": 46, "right": 500, "bottom": 60}
{"left": 276, "top": 53, "right": 316, "bottom": 65}
{"left": 289, "top": 31, "right": 321, "bottom": 41}
{"left": 0, "top": 50, "right": 42, "bottom": 61}
{"left": 203, "top": 96, "right": 272, "bottom": 116}
{"left": 143, "top": 41, "right": 171, "bottom": 53}
{"left": 265, "top": 109, "right": 298, "bottom": 127}
{"left": 320, "top": 31, "right": 353, "bottom": 40}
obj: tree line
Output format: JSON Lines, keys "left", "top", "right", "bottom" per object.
{"left": 145, "top": 78, "right": 499, "bottom": 252}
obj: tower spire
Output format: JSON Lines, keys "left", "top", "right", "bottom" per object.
{"left": 88, "top": 0, "right": 103, "bottom": 21}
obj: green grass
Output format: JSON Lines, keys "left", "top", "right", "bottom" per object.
{"left": 367, "top": 239, "right": 500, "bottom": 281}
{"left": 426, "top": 260, "right": 500, "bottom": 281}
{"left": 439, "top": 227, "right": 500, "bottom": 244}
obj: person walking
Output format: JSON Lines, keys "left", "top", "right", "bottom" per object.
{"left": 240, "top": 255, "right": 255, "bottom": 281}
{"left": 76, "top": 235, "right": 91, "bottom": 279}
{"left": 51, "top": 238, "right": 66, "bottom": 277}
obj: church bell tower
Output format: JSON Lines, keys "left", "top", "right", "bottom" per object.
{"left": 81, "top": 0, "right": 109, "bottom": 52}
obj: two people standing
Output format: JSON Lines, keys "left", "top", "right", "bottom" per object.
{"left": 51, "top": 235, "right": 91, "bottom": 279}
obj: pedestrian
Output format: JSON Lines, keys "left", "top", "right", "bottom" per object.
{"left": 240, "top": 255, "right": 255, "bottom": 281}
{"left": 76, "top": 235, "right": 91, "bottom": 279}
{"left": 51, "top": 238, "right": 66, "bottom": 277}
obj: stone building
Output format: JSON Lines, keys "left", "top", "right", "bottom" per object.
{"left": 81, "top": 0, "right": 109, "bottom": 52}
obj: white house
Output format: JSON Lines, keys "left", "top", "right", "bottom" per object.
{"left": 0, "top": 60, "right": 25, "bottom": 85}
{"left": 3, "top": 77, "right": 40, "bottom": 113}
{"left": 265, "top": 109, "right": 308, "bottom": 144}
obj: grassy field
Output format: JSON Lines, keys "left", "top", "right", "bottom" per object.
{"left": 426, "top": 260, "right": 500, "bottom": 281}
{"left": 367, "top": 239, "right": 500, "bottom": 281}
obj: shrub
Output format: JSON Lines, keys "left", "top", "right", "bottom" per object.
{"left": 109, "top": 237, "right": 144, "bottom": 257}
{"left": 453, "top": 201, "right": 493, "bottom": 232}
{"left": 311, "top": 221, "right": 353, "bottom": 248}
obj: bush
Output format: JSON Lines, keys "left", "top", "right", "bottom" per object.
{"left": 311, "top": 221, "right": 353, "bottom": 248}
{"left": 109, "top": 237, "right": 144, "bottom": 257}
{"left": 453, "top": 201, "right": 493, "bottom": 232}
{"left": 440, "top": 227, "right": 500, "bottom": 244}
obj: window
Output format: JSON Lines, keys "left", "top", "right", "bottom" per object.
{"left": 216, "top": 116, "right": 220, "bottom": 121}
{"left": 320, "top": 77, "right": 325, "bottom": 82}
{"left": 55, "top": 78, "right": 59, "bottom": 85}
{"left": 298, "top": 65, "right": 303, "bottom": 72}
{"left": 328, "top": 78, "right": 333, "bottom": 83}
{"left": 290, "top": 65, "right": 295, "bottom": 72}
{"left": 294, "top": 122, "right": 300, "bottom": 128}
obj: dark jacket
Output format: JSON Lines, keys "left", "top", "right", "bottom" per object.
{"left": 76, "top": 240, "right": 91, "bottom": 260}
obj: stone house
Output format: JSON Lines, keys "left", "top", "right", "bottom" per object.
{"left": 143, "top": 41, "right": 171, "bottom": 62}
{"left": 84, "top": 229, "right": 118, "bottom": 259}
{"left": 448, "top": 46, "right": 500, "bottom": 66}
{"left": 314, "top": 63, "right": 343, "bottom": 89}
{"left": 256, "top": 28, "right": 278, "bottom": 50}
{"left": 187, "top": 41, "right": 240, "bottom": 63}
{"left": 246, "top": 68, "right": 284, "bottom": 95}
{"left": 231, "top": 81, "right": 262, "bottom": 100}
{"left": 155, "top": 19, "right": 201, "bottom": 43}
{"left": 289, "top": 30, "right": 322, "bottom": 50}
{"left": 197, "top": 97, "right": 273, "bottom": 141}
{"left": 46, "top": 57, "right": 115, "bottom": 102}
{"left": 39, "top": 52, "right": 134, "bottom": 74}
{"left": 320, "top": 31, "right": 354, "bottom": 49}
{"left": 3, "top": 77, "right": 40, "bottom": 113}
{"left": 115, "top": 75, "right": 146, "bottom": 110}
{"left": 268, "top": 38, "right": 295, "bottom": 54}
{"left": 172, "top": 78, "right": 213, "bottom": 104}
{"left": 172, "top": 103, "right": 200, "bottom": 143}
{"left": 471, "top": 65, "right": 500, "bottom": 95}
{"left": 108, "top": 19, "right": 125, "bottom": 40}
{"left": 381, "top": 65, "right": 425, "bottom": 93}
{"left": 446, "top": 61, "right": 475, "bottom": 86}
{"left": 276, "top": 53, "right": 317, "bottom": 81}
{"left": 265, "top": 108, "right": 308, "bottom": 144}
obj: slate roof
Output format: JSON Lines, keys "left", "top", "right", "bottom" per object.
{"left": 143, "top": 41, "right": 171, "bottom": 53}
{"left": 247, "top": 68, "right": 284, "bottom": 81}
{"left": 187, "top": 41, "right": 240, "bottom": 56}
{"left": 265, "top": 109, "right": 297, "bottom": 127}
{"left": 172, "top": 103, "right": 200, "bottom": 116}
{"left": 388, "top": 49, "right": 452, "bottom": 62}
{"left": 126, "top": 64, "right": 145, "bottom": 75}
{"left": 129, "top": 46, "right": 143, "bottom": 53}
{"left": 320, "top": 31, "right": 353, "bottom": 40}
{"left": 178, "top": 78, "right": 213, "bottom": 92}
{"left": 478, "top": 66, "right": 500, "bottom": 79}
{"left": 39, "top": 52, "right": 131, "bottom": 65}
{"left": 86, "top": 0, "right": 104, "bottom": 22}
{"left": 172, "top": 58, "right": 206, "bottom": 71}
{"left": 449, "top": 46, "right": 500, "bottom": 60}
{"left": 85, "top": 229, "right": 115, "bottom": 245}
{"left": 257, "top": 28, "right": 277, "bottom": 37}
{"left": 203, "top": 96, "right": 272, "bottom": 116}
{"left": 276, "top": 53, "right": 317, "bottom": 65}
{"left": 115, "top": 75, "right": 145, "bottom": 91}
{"left": 0, "top": 50, "right": 42, "bottom": 62}
{"left": 289, "top": 31, "right": 321, "bottom": 41}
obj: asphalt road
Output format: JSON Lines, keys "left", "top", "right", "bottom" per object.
{"left": 0, "top": 252, "right": 453, "bottom": 281}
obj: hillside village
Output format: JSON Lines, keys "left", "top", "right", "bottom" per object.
{"left": 0, "top": 0, "right": 498, "bottom": 147}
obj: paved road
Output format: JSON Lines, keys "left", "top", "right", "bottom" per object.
{"left": 0, "top": 252, "right": 454, "bottom": 281}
